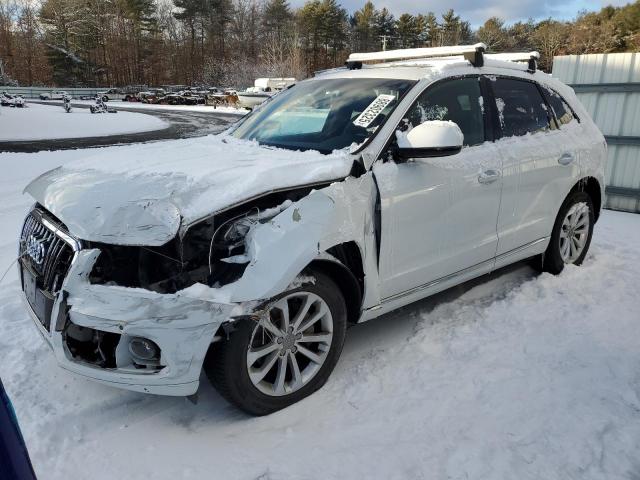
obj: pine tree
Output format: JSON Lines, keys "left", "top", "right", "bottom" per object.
{"left": 441, "top": 9, "right": 461, "bottom": 45}
{"left": 423, "top": 12, "right": 439, "bottom": 46}
{"left": 351, "top": 1, "right": 377, "bottom": 51}
{"left": 396, "top": 14, "right": 418, "bottom": 48}
{"left": 374, "top": 7, "right": 395, "bottom": 50}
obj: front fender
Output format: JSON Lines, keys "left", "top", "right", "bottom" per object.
{"left": 227, "top": 174, "right": 379, "bottom": 305}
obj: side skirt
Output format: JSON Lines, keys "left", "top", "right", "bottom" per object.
{"left": 359, "top": 237, "right": 548, "bottom": 322}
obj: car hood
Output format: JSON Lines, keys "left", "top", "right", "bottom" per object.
{"left": 25, "top": 135, "right": 353, "bottom": 246}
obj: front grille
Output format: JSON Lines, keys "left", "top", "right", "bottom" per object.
{"left": 20, "top": 208, "right": 75, "bottom": 295}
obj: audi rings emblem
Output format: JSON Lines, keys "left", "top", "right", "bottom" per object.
{"left": 26, "top": 234, "right": 47, "bottom": 265}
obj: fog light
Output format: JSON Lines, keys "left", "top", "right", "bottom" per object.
{"left": 129, "top": 337, "right": 159, "bottom": 361}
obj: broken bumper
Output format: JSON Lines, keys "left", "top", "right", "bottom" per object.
{"left": 23, "top": 250, "right": 239, "bottom": 397}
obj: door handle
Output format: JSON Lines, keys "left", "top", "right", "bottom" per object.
{"left": 558, "top": 152, "right": 575, "bottom": 165}
{"left": 478, "top": 169, "right": 501, "bottom": 184}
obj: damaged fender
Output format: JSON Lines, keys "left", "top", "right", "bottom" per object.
{"left": 225, "top": 173, "right": 382, "bottom": 309}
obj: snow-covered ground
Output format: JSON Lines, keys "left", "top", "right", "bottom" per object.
{"left": 1, "top": 145, "right": 639, "bottom": 479}
{"left": 0, "top": 102, "right": 169, "bottom": 141}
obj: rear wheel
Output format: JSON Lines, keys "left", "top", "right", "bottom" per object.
{"left": 541, "top": 191, "right": 594, "bottom": 274}
{"left": 205, "top": 270, "right": 347, "bottom": 415}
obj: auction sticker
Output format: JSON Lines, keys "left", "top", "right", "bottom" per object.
{"left": 353, "top": 94, "right": 396, "bottom": 127}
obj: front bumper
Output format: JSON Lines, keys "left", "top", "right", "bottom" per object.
{"left": 23, "top": 249, "right": 240, "bottom": 396}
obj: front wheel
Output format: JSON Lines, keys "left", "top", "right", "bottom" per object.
{"left": 205, "top": 270, "right": 347, "bottom": 415}
{"left": 541, "top": 191, "right": 595, "bottom": 274}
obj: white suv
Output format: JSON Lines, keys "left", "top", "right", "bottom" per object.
{"left": 19, "top": 44, "right": 605, "bottom": 415}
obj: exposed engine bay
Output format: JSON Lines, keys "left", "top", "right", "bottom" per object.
{"left": 88, "top": 185, "right": 327, "bottom": 293}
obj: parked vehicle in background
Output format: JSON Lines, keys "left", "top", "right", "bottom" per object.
{"left": 97, "top": 88, "right": 124, "bottom": 102}
{"left": 39, "top": 90, "right": 68, "bottom": 100}
{"left": 135, "top": 89, "right": 165, "bottom": 104}
{"left": 237, "top": 86, "right": 273, "bottom": 109}
{"left": 17, "top": 44, "right": 606, "bottom": 416}
{"left": 237, "top": 78, "right": 295, "bottom": 109}
{"left": 122, "top": 85, "right": 150, "bottom": 102}
{"left": 256, "top": 77, "right": 296, "bottom": 92}
{"left": 206, "top": 90, "right": 240, "bottom": 108}
{"left": 1, "top": 92, "right": 25, "bottom": 107}
{"left": 163, "top": 90, "right": 202, "bottom": 105}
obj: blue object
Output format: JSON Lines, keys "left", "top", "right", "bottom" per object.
{"left": 0, "top": 378, "right": 37, "bottom": 480}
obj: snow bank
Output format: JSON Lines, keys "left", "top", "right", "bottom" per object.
{"left": 0, "top": 102, "right": 168, "bottom": 141}
{"left": 1, "top": 147, "right": 639, "bottom": 480}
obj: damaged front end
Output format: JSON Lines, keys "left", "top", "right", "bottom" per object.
{"left": 18, "top": 184, "right": 336, "bottom": 395}
{"left": 87, "top": 184, "right": 324, "bottom": 294}
{"left": 18, "top": 206, "right": 237, "bottom": 395}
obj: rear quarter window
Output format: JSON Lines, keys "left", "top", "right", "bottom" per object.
{"left": 542, "top": 86, "right": 579, "bottom": 126}
{"left": 491, "top": 77, "right": 552, "bottom": 138}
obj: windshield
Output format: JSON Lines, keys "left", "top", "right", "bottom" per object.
{"left": 232, "top": 78, "right": 415, "bottom": 154}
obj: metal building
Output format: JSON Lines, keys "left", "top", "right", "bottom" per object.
{"left": 553, "top": 52, "right": 640, "bottom": 213}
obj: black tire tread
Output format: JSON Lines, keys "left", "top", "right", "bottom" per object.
{"left": 204, "top": 269, "right": 347, "bottom": 416}
{"left": 542, "top": 190, "right": 595, "bottom": 274}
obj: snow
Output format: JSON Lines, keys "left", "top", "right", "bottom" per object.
{"left": 0, "top": 102, "right": 169, "bottom": 141}
{"left": 0, "top": 146, "right": 639, "bottom": 479}
{"left": 21, "top": 134, "right": 354, "bottom": 245}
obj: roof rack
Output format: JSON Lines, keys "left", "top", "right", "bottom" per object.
{"left": 346, "top": 43, "right": 486, "bottom": 70}
{"left": 345, "top": 44, "right": 540, "bottom": 73}
{"left": 485, "top": 52, "right": 540, "bottom": 72}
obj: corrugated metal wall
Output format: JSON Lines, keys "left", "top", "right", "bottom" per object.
{"left": 552, "top": 53, "right": 640, "bottom": 213}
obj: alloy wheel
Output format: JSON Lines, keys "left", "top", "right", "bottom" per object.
{"left": 247, "top": 292, "right": 333, "bottom": 397}
{"left": 559, "top": 201, "right": 590, "bottom": 264}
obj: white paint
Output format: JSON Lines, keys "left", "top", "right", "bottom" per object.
{"left": 396, "top": 120, "right": 463, "bottom": 149}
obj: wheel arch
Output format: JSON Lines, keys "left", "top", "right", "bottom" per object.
{"left": 572, "top": 176, "right": 602, "bottom": 222}
{"left": 307, "top": 241, "right": 365, "bottom": 325}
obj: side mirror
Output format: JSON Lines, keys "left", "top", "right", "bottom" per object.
{"left": 396, "top": 120, "right": 464, "bottom": 159}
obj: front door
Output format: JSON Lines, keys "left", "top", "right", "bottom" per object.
{"left": 376, "top": 76, "right": 503, "bottom": 299}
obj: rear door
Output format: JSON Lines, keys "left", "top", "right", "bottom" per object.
{"left": 488, "top": 76, "right": 580, "bottom": 256}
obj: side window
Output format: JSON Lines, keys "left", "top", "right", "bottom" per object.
{"left": 491, "top": 78, "right": 551, "bottom": 137}
{"left": 543, "top": 86, "right": 578, "bottom": 126}
{"left": 404, "top": 77, "right": 485, "bottom": 146}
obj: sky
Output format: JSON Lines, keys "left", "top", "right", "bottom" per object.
{"left": 288, "top": 0, "right": 634, "bottom": 26}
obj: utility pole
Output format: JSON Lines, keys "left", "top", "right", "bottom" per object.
{"left": 379, "top": 35, "right": 390, "bottom": 51}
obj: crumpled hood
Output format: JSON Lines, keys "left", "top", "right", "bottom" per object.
{"left": 25, "top": 135, "right": 353, "bottom": 246}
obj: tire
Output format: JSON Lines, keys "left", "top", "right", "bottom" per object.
{"left": 541, "top": 190, "right": 595, "bottom": 274}
{"left": 205, "top": 270, "right": 347, "bottom": 415}
{"left": 102, "top": 96, "right": 109, "bottom": 102}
